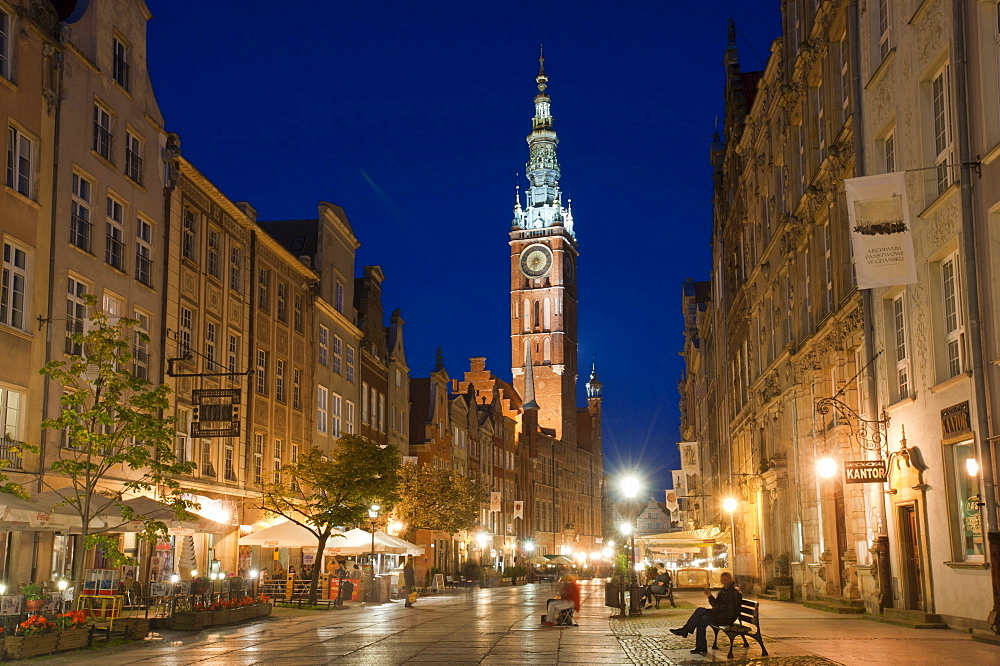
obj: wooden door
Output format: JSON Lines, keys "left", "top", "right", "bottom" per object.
{"left": 898, "top": 504, "right": 922, "bottom": 610}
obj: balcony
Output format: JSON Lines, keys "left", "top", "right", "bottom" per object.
{"left": 93, "top": 125, "right": 113, "bottom": 162}
{"left": 105, "top": 235, "right": 124, "bottom": 271}
{"left": 135, "top": 252, "right": 152, "bottom": 286}
{"left": 0, "top": 435, "right": 24, "bottom": 469}
{"left": 70, "top": 214, "right": 92, "bottom": 252}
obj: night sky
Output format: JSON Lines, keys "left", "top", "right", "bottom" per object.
{"left": 147, "top": 1, "right": 780, "bottom": 494}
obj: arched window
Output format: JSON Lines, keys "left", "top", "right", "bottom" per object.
{"left": 533, "top": 300, "right": 540, "bottom": 330}
{"left": 543, "top": 297, "right": 551, "bottom": 330}
{"left": 543, "top": 337, "right": 551, "bottom": 363}
{"left": 523, "top": 298, "right": 530, "bottom": 332}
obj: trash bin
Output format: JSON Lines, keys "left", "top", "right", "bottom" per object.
{"left": 605, "top": 582, "right": 624, "bottom": 609}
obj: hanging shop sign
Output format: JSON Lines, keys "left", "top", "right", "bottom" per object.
{"left": 844, "top": 172, "right": 917, "bottom": 289}
{"left": 191, "top": 388, "right": 241, "bottom": 437}
{"left": 844, "top": 460, "right": 888, "bottom": 484}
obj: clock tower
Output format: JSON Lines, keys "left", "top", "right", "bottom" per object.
{"left": 510, "top": 51, "right": 579, "bottom": 444}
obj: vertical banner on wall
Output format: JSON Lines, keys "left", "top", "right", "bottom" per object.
{"left": 844, "top": 172, "right": 917, "bottom": 288}
{"left": 513, "top": 501, "right": 524, "bottom": 520}
{"left": 671, "top": 470, "right": 687, "bottom": 498}
{"left": 490, "top": 492, "right": 502, "bottom": 513}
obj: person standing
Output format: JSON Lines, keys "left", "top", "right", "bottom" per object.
{"left": 403, "top": 556, "right": 417, "bottom": 607}
{"left": 670, "top": 572, "right": 742, "bottom": 654}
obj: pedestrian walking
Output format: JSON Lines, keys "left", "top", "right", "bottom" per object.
{"left": 670, "top": 571, "right": 742, "bottom": 654}
{"left": 403, "top": 556, "right": 417, "bottom": 607}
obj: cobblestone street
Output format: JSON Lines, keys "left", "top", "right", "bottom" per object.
{"left": 30, "top": 581, "right": 1000, "bottom": 665}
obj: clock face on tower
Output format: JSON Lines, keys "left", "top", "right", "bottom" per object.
{"left": 519, "top": 243, "right": 553, "bottom": 278}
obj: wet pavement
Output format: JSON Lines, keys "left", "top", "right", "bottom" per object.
{"left": 30, "top": 580, "right": 1000, "bottom": 665}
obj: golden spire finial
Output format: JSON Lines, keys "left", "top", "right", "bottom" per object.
{"left": 536, "top": 44, "right": 548, "bottom": 92}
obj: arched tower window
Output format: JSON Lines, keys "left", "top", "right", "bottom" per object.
{"left": 533, "top": 300, "right": 540, "bottom": 330}
{"left": 543, "top": 337, "right": 551, "bottom": 363}
{"left": 523, "top": 298, "right": 530, "bottom": 332}
{"left": 543, "top": 297, "right": 551, "bottom": 330}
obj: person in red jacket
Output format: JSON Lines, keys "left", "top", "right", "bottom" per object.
{"left": 544, "top": 575, "right": 581, "bottom": 625}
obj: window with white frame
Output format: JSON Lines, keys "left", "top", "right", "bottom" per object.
{"left": 276, "top": 282, "right": 287, "bottom": 323}
{"left": 112, "top": 36, "right": 129, "bottom": 91}
{"left": 205, "top": 321, "right": 217, "bottom": 369}
{"left": 256, "top": 349, "right": 267, "bottom": 394}
{"left": 105, "top": 196, "right": 125, "bottom": 270}
{"left": 253, "top": 433, "right": 264, "bottom": 484}
{"left": 201, "top": 438, "right": 215, "bottom": 476}
{"left": 317, "top": 385, "right": 328, "bottom": 433}
{"left": 345, "top": 400, "right": 355, "bottom": 434}
{"left": 0, "top": 386, "right": 22, "bottom": 441}
{"left": 93, "top": 104, "right": 113, "bottom": 161}
{"left": 318, "top": 325, "right": 329, "bottom": 365}
{"left": 892, "top": 294, "right": 909, "bottom": 400}
{"left": 6, "top": 126, "right": 34, "bottom": 198}
{"left": 293, "top": 293, "right": 303, "bottom": 331}
{"left": 335, "top": 280, "right": 345, "bottom": 312}
{"left": 182, "top": 209, "right": 197, "bottom": 261}
{"left": 227, "top": 334, "right": 239, "bottom": 374}
{"left": 948, "top": 438, "right": 984, "bottom": 560}
{"left": 361, "top": 381, "right": 369, "bottom": 425}
{"left": 822, "top": 221, "right": 833, "bottom": 313}
{"left": 883, "top": 128, "right": 895, "bottom": 174}
{"left": 276, "top": 358, "right": 285, "bottom": 402}
{"left": 1, "top": 240, "right": 28, "bottom": 331}
{"left": 224, "top": 438, "right": 236, "bottom": 480}
{"left": 175, "top": 407, "right": 192, "bottom": 464}
{"left": 840, "top": 36, "right": 850, "bottom": 119}
{"left": 346, "top": 345, "right": 355, "bottom": 382}
{"left": 257, "top": 268, "right": 269, "bottom": 312}
{"left": 292, "top": 367, "right": 302, "bottom": 409}
{"left": 229, "top": 245, "right": 241, "bottom": 292}
{"left": 941, "top": 254, "right": 965, "bottom": 379}
{"left": 179, "top": 306, "right": 193, "bottom": 356}
{"left": 371, "top": 386, "right": 378, "bottom": 429}
{"left": 273, "top": 438, "right": 283, "bottom": 484}
{"left": 379, "top": 393, "right": 385, "bottom": 433}
{"left": 931, "top": 68, "right": 954, "bottom": 195}
{"left": 124, "top": 130, "right": 143, "bottom": 185}
{"left": 331, "top": 392, "right": 342, "bottom": 437}
{"left": 207, "top": 227, "right": 220, "bottom": 279}
{"left": 0, "top": 9, "right": 10, "bottom": 81}
{"left": 333, "top": 335, "right": 343, "bottom": 374}
{"left": 877, "top": 0, "right": 892, "bottom": 61}
{"left": 135, "top": 217, "right": 152, "bottom": 286}
{"left": 133, "top": 309, "right": 150, "bottom": 380}
{"left": 65, "top": 277, "right": 88, "bottom": 355}
{"left": 70, "top": 173, "right": 93, "bottom": 252}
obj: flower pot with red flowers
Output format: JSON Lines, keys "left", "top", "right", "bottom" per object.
{"left": 55, "top": 611, "right": 90, "bottom": 651}
{"left": 7, "top": 616, "right": 58, "bottom": 659}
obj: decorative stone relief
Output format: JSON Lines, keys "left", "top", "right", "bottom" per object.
{"left": 274, "top": 407, "right": 286, "bottom": 433}
{"left": 207, "top": 285, "right": 220, "bottom": 314}
{"left": 276, "top": 329, "right": 288, "bottom": 355}
{"left": 229, "top": 301, "right": 241, "bottom": 326}
{"left": 909, "top": 275, "right": 930, "bottom": 386}
{"left": 927, "top": 199, "right": 958, "bottom": 249}
{"left": 917, "top": 1, "right": 946, "bottom": 66}
{"left": 255, "top": 398, "right": 268, "bottom": 426}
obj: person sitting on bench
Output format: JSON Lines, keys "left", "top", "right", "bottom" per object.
{"left": 670, "top": 572, "right": 742, "bottom": 654}
{"left": 543, "top": 575, "right": 581, "bottom": 625}
{"left": 642, "top": 563, "right": 671, "bottom": 608}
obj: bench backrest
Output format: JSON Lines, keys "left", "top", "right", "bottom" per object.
{"left": 737, "top": 599, "right": 760, "bottom": 627}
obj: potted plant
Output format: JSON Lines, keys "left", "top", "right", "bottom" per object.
{"left": 55, "top": 610, "right": 90, "bottom": 651}
{"left": 191, "top": 576, "right": 211, "bottom": 596}
{"left": 21, "top": 583, "right": 46, "bottom": 612}
{"left": 7, "top": 615, "right": 57, "bottom": 659}
{"left": 773, "top": 554, "right": 793, "bottom": 601}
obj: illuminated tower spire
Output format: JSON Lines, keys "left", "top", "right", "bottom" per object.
{"left": 512, "top": 47, "right": 573, "bottom": 237}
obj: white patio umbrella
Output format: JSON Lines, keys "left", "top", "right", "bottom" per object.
{"left": 339, "top": 528, "right": 411, "bottom": 555}
{"left": 239, "top": 521, "right": 346, "bottom": 549}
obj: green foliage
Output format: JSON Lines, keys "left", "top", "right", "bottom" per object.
{"left": 21, "top": 582, "right": 44, "bottom": 601}
{"left": 395, "top": 463, "right": 483, "bottom": 536}
{"left": 260, "top": 436, "right": 401, "bottom": 603}
{"left": 37, "top": 296, "right": 195, "bottom": 587}
{"left": 612, "top": 553, "right": 629, "bottom": 583}
{"left": 503, "top": 565, "right": 526, "bottom": 579}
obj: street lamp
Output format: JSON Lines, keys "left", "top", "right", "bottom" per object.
{"left": 723, "top": 498, "right": 738, "bottom": 583}
{"left": 476, "top": 532, "right": 490, "bottom": 588}
{"left": 816, "top": 457, "right": 837, "bottom": 478}
{"left": 618, "top": 475, "right": 644, "bottom": 617}
{"left": 367, "top": 503, "right": 380, "bottom": 602}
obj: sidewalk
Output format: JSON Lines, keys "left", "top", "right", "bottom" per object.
{"left": 24, "top": 581, "right": 1000, "bottom": 665}
{"left": 616, "top": 588, "right": 1000, "bottom": 665}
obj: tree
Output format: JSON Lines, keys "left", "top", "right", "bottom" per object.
{"left": 38, "top": 297, "right": 195, "bottom": 590}
{"left": 260, "top": 435, "right": 401, "bottom": 604}
{"left": 394, "top": 463, "right": 483, "bottom": 538}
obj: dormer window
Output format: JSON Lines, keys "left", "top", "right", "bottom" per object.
{"left": 112, "top": 36, "right": 129, "bottom": 91}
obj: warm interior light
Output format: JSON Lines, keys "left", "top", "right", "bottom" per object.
{"left": 190, "top": 570, "right": 198, "bottom": 578}
{"left": 170, "top": 574, "right": 179, "bottom": 583}
{"left": 966, "top": 457, "right": 980, "bottom": 477}
{"left": 722, "top": 497, "right": 738, "bottom": 513}
{"left": 0, "top": 583, "right": 6, "bottom": 595}
{"left": 816, "top": 457, "right": 837, "bottom": 479}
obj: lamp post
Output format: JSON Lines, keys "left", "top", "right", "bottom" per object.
{"left": 476, "top": 532, "right": 490, "bottom": 588}
{"left": 722, "top": 497, "right": 738, "bottom": 584}
{"left": 620, "top": 474, "right": 643, "bottom": 616}
{"left": 367, "top": 503, "right": 380, "bottom": 602}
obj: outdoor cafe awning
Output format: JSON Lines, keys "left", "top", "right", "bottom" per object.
{"left": 239, "top": 522, "right": 423, "bottom": 555}
{"left": 635, "top": 525, "right": 731, "bottom": 549}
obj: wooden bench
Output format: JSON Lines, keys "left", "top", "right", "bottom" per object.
{"left": 710, "top": 598, "right": 767, "bottom": 658}
{"left": 652, "top": 581, "right": 676, "bottom": 609}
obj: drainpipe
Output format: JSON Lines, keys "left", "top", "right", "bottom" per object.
{"left": 849, "top": 0, "right": 893, "bottom": 612}
{"left": 952, "top": 0, "right": 1000, "bottom": 633}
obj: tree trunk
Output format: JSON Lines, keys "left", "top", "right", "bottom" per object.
{"left": 72, "top": 528, "right": 89, "bottom": 597}
{"left": 308, "top": 532, "right": 329, "bottom": 605}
